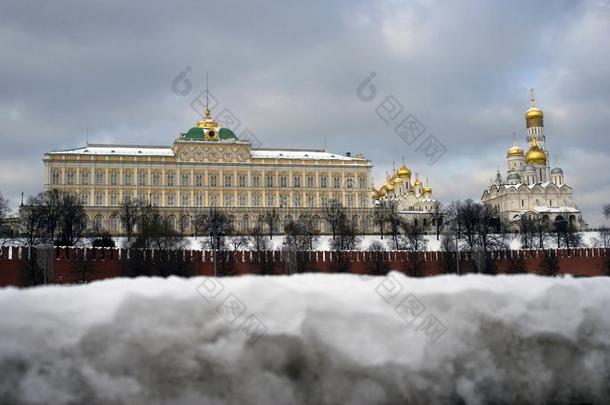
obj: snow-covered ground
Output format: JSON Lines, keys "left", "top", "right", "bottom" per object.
{"left": 1, "top": 273, "right": 610, "bottom": 404}
{"left": 83, "top": 231, "right": 605, "bottom": 251}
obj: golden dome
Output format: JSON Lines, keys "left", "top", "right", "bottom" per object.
{"left": 393, "top": 176, "right": 402, "bottom": 185}
{"left": 414, "top": 178, "right": 421, "bottom": 186}
{"left": 525, "top": 89, "right": 543, "bottom": 128}
{"left": 385, "top": 181, "right": 395, "bottom": 192}
{"left": 507, "top": 144, "right": 524, "bottom": 157}
{"left": 379, "top": 184, "right": 387, "bottom": 195}
{"left": 397, "top": 164, "right": 412, "bottom": 178}
{"left": 525, "top": 138, "right": 546, "bottom": 165}
{"left": 423, "top": 186, "right": 432, "bottom": 194}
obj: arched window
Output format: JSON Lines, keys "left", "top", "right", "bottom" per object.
{"left": 109, "top": 215, "right": 118, "bottom": 231}
{"left": 94, "top": 216, "right": 104, "bottom": 233}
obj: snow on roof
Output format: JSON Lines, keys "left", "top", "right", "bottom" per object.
{"left": 48, "top": 145, "right": 174, "bottom": 156}
{"left": 532, "top": 206, "right": 580, "bottom": 213}
{"left": 250, "top": 149, "right": 358, "bottom": 160}
{"left": 48, "top": 144, "right": 361, "bottom": 161}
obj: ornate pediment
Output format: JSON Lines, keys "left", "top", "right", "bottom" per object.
{"left": 172, "top": 140, "right": 251, "bottom": 163}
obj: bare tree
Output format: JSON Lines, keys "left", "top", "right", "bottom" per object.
{"left": 56, "top": 193, "right": 86, "bottom": 246}
{"left": 116, "top": 198, "right": 139, "bottom": 242}
{"left": 198, "top": 208, "right": 234, "bottom": 275}
{"left": 593, "top": 226, "right": 610, "bottom": 248}
{"left": 367, "top": 240, "right": 387, "bottom": 276}
{"left": 604, "top": 204, "right": 610, "bottom": 220}
{"left": 263, "top": 208, "right": 279, "bottom": 240}
{"left": 373, "top": 202, "right": 389, "bottom": 239}
{"left": 0, "top": 192, "right": 9, "bottom": 242}
{"left": 398, "top": 220, "right": 428, "bottom": 251}
{"left": 323, "top": 200, "right": 344, "bottom": 241}
{"left": 249, "top": 225, "right": 273, "bottom": 274}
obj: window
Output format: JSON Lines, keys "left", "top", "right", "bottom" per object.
{"left": 167, "top": 194, "right": 175, "bottom": 206}
{"left": 253, "top": 194, "right": 260, "bottom": 207}
{"left": 52, "top": 171, "right": 60, "bottom": 185}
{"left": 266, "top": 175, "right": 274, "bottom": 188}
{"left": 306, "top": 175, "right": 314, "bottom": 188}
{"left": 152, "top": 173, "right": 161, "bottom": 186}
{"left": 293, "top": 176, "right": 301, "bottom": 188}
{"left": 110, "top": 172, "right": 118, "bottom": 186}
{"left": 110, "top": 193, "right": 118, "bottom": 206}
{"left": 266, "top": 194, "right": 274, "bottom": 207}
{"left": 322, "top": 195, "right": 329, "bottom": 206}
{"left": 252, "top": 174, "right": 260, "bottom": 187}
{"left": 95, "top": 193, "right": 104, "bottom": 206}
{"left": 81, "top": 172, "right": 89, "bottom": 185}
{"left": 238, "top": 194, "right": 247, "bottom": 207}
{"left": 195, "top": 193, "right": 202, "bottom": 207}
{"left": 94, "top": 216, "right": 103, "bottom": 232}
{"left": 359, "top": 176, "right": 366, "bottom": 189}
{"left": 347, "top": 195, "right": 354, "bottom": 207}
{"left": 333, "top": 176, "right": 341, "bottom": 188}
{"left": 320, "top": 176, "right": 327, "bottom": 188}
{"left": 238, "top": 175, "right": 246, "bottom": 188}
{"left": 280, "top": 175, "right": 287, "bottom": 188}
{"left": 123, "top": 193, "right": 132, "bottom": 204}
{"left": 209, "top": 174, "right": 217, "bottom": 187}
{"left": 138, "top": 172, "right": 147, "bottom": 186}
{"left": 124, "top": 172, "right": 133, "bottom": 186}
{"left": 293, "top": 195, "right": 301, "bottom": 207}
{"left": 359, "top": 196, "right": 366, "bottom": 207}
{"left": 152, "top": 194, "right": 160, "bottom": 207}
{"left": 210, "top": 194, "right": 218, "bottom": 207}
{"left": 224, "top": 175, "right": 232, "bottom": 188}
{"left": 181, "top": 193, "right": 189, "bottom": 207}
{"left": 280, "top": 195, "right": 288, "bottom": 207}
{"left": 346, "top": 177, "right": 354, "bottom": 189}
{"left": 181, "top": 173, "right": 190, "bottom": 187}
{"left": 80, "top": 192, "right": 88, "bottom": 205}
{"left": 224, "top": 194, "right": 233, "bottom": 207}
{"left": 66, "top": 171, "right": 75, "bottom": 185}
{"left": 166, "top": 173, "right": 174, "bottom": 186}
{"left": 195, "top": 174, "right": 203, "bottom": 187}
{"left": 307, "top": 195, "right": 315, "bottom": 208}
{"left": 109, "top": 216, "right": 118, "bottom": 231}
{"left": 95, "top": 171, "right": 104, "bottom": 186}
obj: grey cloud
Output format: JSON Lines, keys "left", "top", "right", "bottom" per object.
{"left": 0, "top": 0, "right": 608, "bottom": 225}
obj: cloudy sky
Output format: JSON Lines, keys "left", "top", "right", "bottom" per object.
{"left": 1, "top": 0, "right": 609, "bottom": 225}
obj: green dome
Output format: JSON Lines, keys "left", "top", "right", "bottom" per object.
{"left": 183, "top": 127, "right": 204, "bottom": 140}
{"left": 219, "top": 127, "right": 237, "bottom": 140}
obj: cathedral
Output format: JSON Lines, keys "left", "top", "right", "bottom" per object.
{"left": 481, "top": 91, "right": 585, "bottom": 229}
{"left": 372, "top": 163, "right": 440, "bottom": 227}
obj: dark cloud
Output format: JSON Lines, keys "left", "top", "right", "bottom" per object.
{"left": 1, "top": 0, "right": 608, "bottom": 225}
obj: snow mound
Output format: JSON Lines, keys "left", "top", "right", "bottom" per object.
{"left": 1, "top": 273, "right": 610, "bottom": 404}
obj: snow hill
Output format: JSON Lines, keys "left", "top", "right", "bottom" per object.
{"left": 1, "top": 273, "right": 610, "bottom": 404}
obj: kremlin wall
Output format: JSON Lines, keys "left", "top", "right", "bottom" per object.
{"left": 0, "top": 246, "right": 608, "bottom": 287}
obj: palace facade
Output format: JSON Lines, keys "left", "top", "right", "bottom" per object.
{"left": 481, "top": 92, "right": 585, "bottom": 229}
{"left": 43, "top": 108, "right": 380, "bottom": 235}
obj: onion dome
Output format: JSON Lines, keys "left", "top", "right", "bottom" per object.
{"left": 507, "top": 139, "right": 524, "bottom": 157}
{"left": 181, "top": 108, "right": 238, "bottom": 141}
{"left": 523, "top": 164, "right": 535, "bottom": 173}
{"left": 385, "top": 181, "right": 395, "bottom": 192}
{"left": 525, "top": 89, "right": 544, "bottom": 128}
{"left": 393, "top": 176, "right": 402, "bottom": 185}
{"left": 551, "top": 167, "right": 564, "bottom": 174}
{"left": 414, "top": 178, "right": 421, "bottom": 187}
{"left": 423, "top": 186, "right": 432, "bottom": 195}
{"left": 525, "top": 138, "right": 547, "bottom": 165}
{"left": 506, "top": 173, "right": 521, "bottom": 183}
{"left": 397, "top": 164, "right": 412, "bottom": 178}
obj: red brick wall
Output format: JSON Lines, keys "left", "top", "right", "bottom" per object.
{"left": 0, "top": 246, "right": 608, "bottom": 287}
